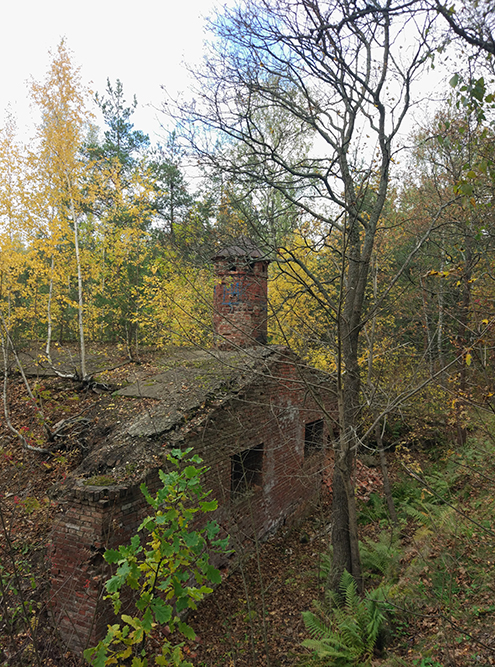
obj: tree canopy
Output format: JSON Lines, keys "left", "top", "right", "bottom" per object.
{"left": 1, "top": 0, "right": 495, "bottom": 604}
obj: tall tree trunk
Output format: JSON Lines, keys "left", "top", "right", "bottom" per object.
{"left": 455, "top": 224, "right": 475, "bottom": 446}
{"left": 420, "top": 274, "right": 434, "bottom": 377}
{"left": 330, "top": 210, "right": 366, "bottom": 593}
{"left": 437, "top": 239, "right": 446, "bottom": 387}
{"left": 67, "top": 177, "right": 87, "bottom": 381}
{"left": 45, "top": 254, "right": 55, "bottom": 361}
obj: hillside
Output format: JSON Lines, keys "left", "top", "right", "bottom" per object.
{"left": 1, "top": 348, "right": 494, "bottom": 666}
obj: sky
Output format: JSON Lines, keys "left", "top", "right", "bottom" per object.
{"left": 1, "top": 0, "right": 220, "bottom": 142}
{"left": 1, "top": 0, "right": 456, "bottom": 162}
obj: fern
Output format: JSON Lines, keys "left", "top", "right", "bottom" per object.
{"left": 302, "top": 609, "right": 334, "bottom": 640}
{"left": 359, "top": 492, "right": 387, "bottom": 525}
{"left": 301, "top": 571, "right": 390, "bottom": 666}
{"left": 359, "top": 533, "right": 401, "bottom": 582}
{"left": 403, "top": 500, "right": 444, "bottom": 527}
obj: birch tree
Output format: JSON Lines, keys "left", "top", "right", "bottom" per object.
{"left": 0, "top": 112, "right": 25, "bottom": 335}
{"left": 29, "top": 39, "right": 93, "bottom": 380}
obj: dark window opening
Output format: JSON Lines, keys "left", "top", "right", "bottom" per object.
{"left": 304, "top": 419, "right": 324, "bottom": 458}
{"left": 231, "top": 444, "right": 264, "bottom": 499}
{"left": 228, "top": 263, "right": 237, "bottom": 272}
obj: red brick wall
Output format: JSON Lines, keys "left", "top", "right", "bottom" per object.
{"left": 191, "top": 360, "right": 332, "bottom": 548}
{"left": 49, "top": 354, "right": 336, "bottom": 653}
{"left": 213, "top": 259, "right": 269, "bottom": 348}
{"left": 49, "top": 484, "right": 151, "bottom": 652}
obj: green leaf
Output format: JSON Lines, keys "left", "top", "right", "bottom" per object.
{"left": 133, "top": 627, "right": 145, "bottom": 644}
{"left": 183, "top": 531, "right": 200, "bottom": 547}
{"left": 129, "top": 534, "right": 141, "bottom": 551}
{"left": 460, "top": 182, "right": 474, "bottom": 196}
{"left": 106, "top": 574, "right": 123, "bottom": 593}
{"left": 104, "top": 549, "right": 121, "bottom": 564}
{"left": 142, "top": 607, "right": 153, "bottom": 632}
{"left": 83, "top": 644, "right": 107, "bottom": 667}
{"left": 139, "top": 515, "right": 154, "bottom": 531}
{"left": 176, "top": 595, "right": 189, "bottom": 612}
{"left": 140, "top": 482, "right": 152, "bottom": 503}
{"left": 122, "top": 614, "right": 139, "bottom": 628}
{"left": 188, "top": 585, "right": 213, "bottom": 601}
{"left": 472, "top": 77, "right": 486, "bottom": 101}
{"left": 449, "top": 73, "right": 459, "bottom": 88}
{"left": 200, "top": 500, "right": 218, "bottom": 512}
{"left": 165, "top": 508, "right": 178, "bottom": 521}
{"left": 206, "top": 564, "right": 222, "bottom": 584}
{"left": 151, "top": 598, "right": 173, "bottom": 624}
{"left": 136, "top": 592, "right": 151, "bottom": 611}
{"left": 178, "top": 620, "right": 196, "bottom": 640}
{"left": 205, "top": 520, "right": 220, "bottom": 539}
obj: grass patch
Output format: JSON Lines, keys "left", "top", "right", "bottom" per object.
{"left": 385, "top": 431, "right": 495, "bottom": 664}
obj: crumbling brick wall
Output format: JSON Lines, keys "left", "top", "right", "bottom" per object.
{"left": 49, "top": 355, "right": 336, "bottom": 653}
{"left": 213, "top": 258, "right": 269, "bottom": 348}
{"left": 49, "top": 483, "right": 152, "bottom": 652}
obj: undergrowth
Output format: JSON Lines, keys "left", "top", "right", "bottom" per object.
{"left": 303, "top": 422, "right": 495, "bottom": 666}
{"left": 301, "top": 571, "right": 392, "bottom": 666}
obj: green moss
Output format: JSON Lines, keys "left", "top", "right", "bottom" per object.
{"left": 83, "top": 475, "right": 116, "bottom": 487}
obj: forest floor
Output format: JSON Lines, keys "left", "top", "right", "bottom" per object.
{"left": 0, "top": 344, "right": 494, "bottom": 666}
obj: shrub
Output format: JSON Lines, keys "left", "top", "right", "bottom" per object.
{"left": 84, "top": 448, "right": 229, "bottom": 667}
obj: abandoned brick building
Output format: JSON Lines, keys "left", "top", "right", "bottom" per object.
{"left": 49, "top": 237, "right": 336, "bottom": 652}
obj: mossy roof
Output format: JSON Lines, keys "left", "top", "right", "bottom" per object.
{"left": 52, "top": 345, "right": 334, "bottom": 497}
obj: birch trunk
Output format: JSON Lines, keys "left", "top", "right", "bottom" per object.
{"left": 67, "top": 175, "right": 87, "bottom": 381}
{"left": 45, "top": 254, "right": 55, "bottom": 362}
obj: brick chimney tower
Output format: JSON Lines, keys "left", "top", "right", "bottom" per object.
{"left": 212, "top": 236, "right": 270, "bottom": 349}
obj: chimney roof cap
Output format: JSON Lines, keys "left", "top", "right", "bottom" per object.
{"left": 212, "top": 235, "right": 270, "bottom": 262}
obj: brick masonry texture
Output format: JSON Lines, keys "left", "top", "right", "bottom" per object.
{"left": 49, "top": 238, "right": 337, "bottom": 653}
{"left": 213, "top": 256, "right": 270, "bottom": 348}
{"left": 49, "top": 351, "right": 337, "bottom": 653}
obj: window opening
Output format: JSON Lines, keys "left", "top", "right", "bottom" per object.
{"left": 304, "top": 419, "right": 324, "bottom": 458}
{"left": 231, "top": 444, "right": 264, "bottom": 499}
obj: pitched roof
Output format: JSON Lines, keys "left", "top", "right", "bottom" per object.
{"left": 117, "top": 346, "right": 280, "bottom": 437}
